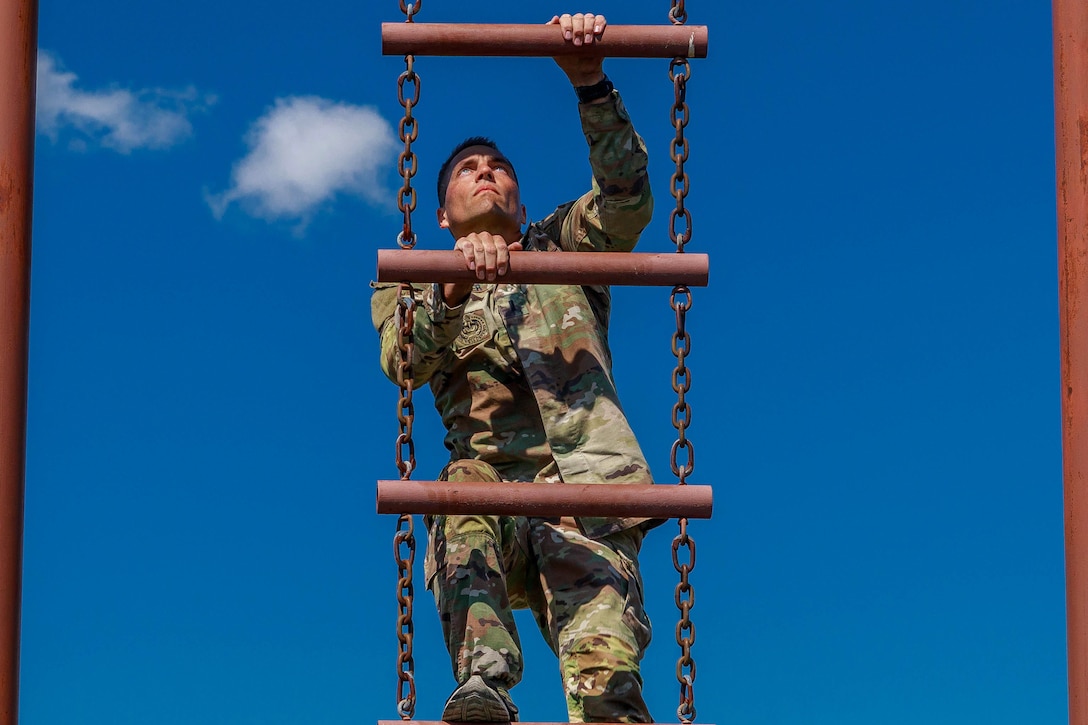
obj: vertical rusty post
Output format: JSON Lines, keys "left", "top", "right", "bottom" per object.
{"left": 1055, "top": 0, "right": 1088, "bottom": 722}
{"left": 0, "top": 0, "right": 36, "bottom": 721}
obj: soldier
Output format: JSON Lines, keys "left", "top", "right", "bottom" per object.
{"left": 372, "top": 12, "right": 657, "bottom": 723}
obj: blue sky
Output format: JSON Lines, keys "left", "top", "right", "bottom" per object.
{"left": 23, "top": 0, "right": 1063, "bottom": 723}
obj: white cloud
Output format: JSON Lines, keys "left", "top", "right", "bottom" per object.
{"left": 206, "top": 96, "right": 397, "bottom": 226}
{"left": 36, "top": 51, "right": 213, "bottom": 153}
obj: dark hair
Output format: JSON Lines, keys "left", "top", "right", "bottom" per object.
{"left": 436, "top": 136, "right": 518, "bottom": 206}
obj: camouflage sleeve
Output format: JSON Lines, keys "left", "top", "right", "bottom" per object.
{"left": 559, "top": 90, "right": 653, "bottom": 253}
{"left": 371, "top": 282, "right": 464, "bottom": 385}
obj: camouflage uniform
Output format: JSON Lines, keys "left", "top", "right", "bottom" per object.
{"left": 372, "top": 91, "right": 656, "bottom": 722}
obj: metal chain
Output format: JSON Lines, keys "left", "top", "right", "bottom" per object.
{"left": 668, "top": 57, "right": 692, "bottom": 252}
{"left": 669, "top": 2, "right": 696, "bottom": 719}
{"left": 392, "top": 0, "right": 420, "bottom": 714}
{"left": 393, "top": 288, "right": 417, "bottom": 719}
{"left": 395, "top": 0, "right": 421, "bottom": 248}
{"left": 670, "top": 286, "right": 693, "bottom": 482}
{"left": 394, "top": 513, "right": 417, "bottom": 719}
{"left": 394, "top": 291, "right": 417, "bottom": 478}
{"left": 396, "top": 54, "right": 420, "bottom": 249}
{"left": 670, "top": 283, "right": 697, "bottom": 724}
{"left": 673, "top": 518, "right": 697, "bottom": 723}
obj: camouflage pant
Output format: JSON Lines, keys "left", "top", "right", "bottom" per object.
{"left": 425, "top": 459, "right": 653, "bottom": 723}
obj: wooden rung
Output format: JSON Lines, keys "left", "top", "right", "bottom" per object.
{"left": 377, "top": 250, "right": 709, "bottom": 287}
{"left": 381, "top": 23, "right": 709, "bottom": 59}
{"left": 377, "top": 480, "right": 713, "bottom": 519}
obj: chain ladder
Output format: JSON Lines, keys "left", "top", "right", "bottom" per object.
{"left": 668, "top": 1, "right": 697, "bottom": 722}
{"left": 392, "top": 3, "right": 421, "bottom": 718}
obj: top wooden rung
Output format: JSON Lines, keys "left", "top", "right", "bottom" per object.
{"left": 381, "top": 23, "right": 709, "bottom": 58}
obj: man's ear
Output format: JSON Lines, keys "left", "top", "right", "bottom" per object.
{"left": 520, "top": 204, "right": 527, "bottom": 226}
{"left": 437, "top": 207, "right": 449, "bottom": 229}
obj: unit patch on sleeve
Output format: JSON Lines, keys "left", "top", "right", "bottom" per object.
{"left": 454, "top": 310, "right": 491, "bottom": 350}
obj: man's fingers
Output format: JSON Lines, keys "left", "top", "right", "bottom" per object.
{"left": 455, "top": 236, "right": 481, "bottom": 272}
{"left": 472, "top": 237, "right": 489, "bottom": 279}
{"left": 457, "top": 234, "right": 522, "bottom": 279}
{"left": 466, "top": 243, "right": 478, "bottom": 271}
{"left": 556, "top": 13, "right": 573, "bottom": 40}
{"left": 571, "top": 13, "right": 585, "bottom": 45}
{"left": 498, "top": 240, "right": 524, "bottom": 275}
{"left": 483, "top": 244, "right": 499, "bottom": 281}
{"left": 550, "top": 12, "right": 606, "bottom": 47}
{"left": 581, "top": 13, "right": 597, "bottom": 44}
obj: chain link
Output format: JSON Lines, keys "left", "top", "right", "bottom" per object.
{"left": 394, "top": 513, "right": 417, "bottom": 719}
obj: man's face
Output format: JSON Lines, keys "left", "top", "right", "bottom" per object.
{"left": 438, "top": 145, "right": 525, "bottom": 237}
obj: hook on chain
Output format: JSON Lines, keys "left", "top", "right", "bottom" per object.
{"left": 399, "top": 0, "right": 420, "bottom": 21}
{"left": 668, "top": 0, "right": 688, "bottom": 25}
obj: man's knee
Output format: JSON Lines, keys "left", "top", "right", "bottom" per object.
{"left": 563, "top": 640, "right": 650, "bottom": 723}
{"left": 441, "top": 458, "right": 504, "bottom": 483}
{"left": 427, "top": 459, "right": 507, "bottom": 579}
{"left": 577, "top": 670, "right": 650, "bottom": 723}
{"left": 429, "top": 459, "right": 523, "bottom": 584}
{"left": 427, "top": 515, "right": 505, "bottom": 589}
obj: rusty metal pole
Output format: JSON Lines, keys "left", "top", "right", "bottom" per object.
{"left": 377, "top": 249, "right": 710, "bottom": 287}
{"left": 382, "top": 23, "right": 709, "bottom": 58}
{"left": 377, "top": 480, "right": 714, "bottom": 519}
{"left": 0, "top": 0, "right": 36, "bottom": 721}
{"left": 1055, "top": 0, "right": 1088, "bottom": 722}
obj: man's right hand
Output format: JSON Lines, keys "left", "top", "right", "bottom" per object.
{"left": 444, "top": 233, "right": 524, "bottom": 305}
{"left": 548, "top": 13, "right": 608, "bottom": 88}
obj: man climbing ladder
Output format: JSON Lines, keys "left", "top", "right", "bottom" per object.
{"left": 372, "top": 11, "right": 659, "bottom": 723}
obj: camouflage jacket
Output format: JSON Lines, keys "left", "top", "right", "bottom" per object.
{"left": 372, "top": 91, "right": 655, "bottom": 539}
